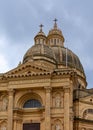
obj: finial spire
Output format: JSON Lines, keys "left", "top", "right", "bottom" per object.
{"left": 53, "top": 18, "right": 58, "bottom": 29}
{"left": 39, "top": 24, "right": 44, "bottom": 32}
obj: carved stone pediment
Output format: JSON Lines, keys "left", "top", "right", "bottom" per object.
{"left": 1, "top": 62, "right": 52, "bottom": 79}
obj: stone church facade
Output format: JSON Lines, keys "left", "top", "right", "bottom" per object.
{"left": 0, "top": 20, "right": 93, "bottom": 130}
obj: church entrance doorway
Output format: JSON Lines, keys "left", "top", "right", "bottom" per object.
{"left": 23, "top": 123, "right": 40, "bottom": 130}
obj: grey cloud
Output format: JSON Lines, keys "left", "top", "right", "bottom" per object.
{"left": 0, "top": 0, "right": 93, "bottom": 88}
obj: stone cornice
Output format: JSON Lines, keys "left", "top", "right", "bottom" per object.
{"left": 1, "top": 69, "right": 75, "bottom": 80}
{"left": 5, "top": 62, "right": 49, "bottom": 75}
{"left": 74, "top": 117, "right": 93, "bottom": 123}
{"left": 13, "top": 107, "right": 45, "bottom": 113}
{"left": 2, "top": 72, "right": 51, "bottom": 79}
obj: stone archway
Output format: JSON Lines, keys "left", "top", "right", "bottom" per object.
{"left": 13, "top": 92, "right": 44, "bottom": 130}
{"left": 16, "top": 92, "right": 43, "bottom": 109}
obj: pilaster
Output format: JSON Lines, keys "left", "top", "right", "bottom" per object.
{"left": 8, "top": 89, "right": 14, "bottom": 130}
{"left": 13, "top": 119, "right": 17, "bottom": 130}
{"left": 64, "top": 87, "right": 70, "bottom": 130}
{"left": 44, "top": 87, "right": 52, "bottom": 130}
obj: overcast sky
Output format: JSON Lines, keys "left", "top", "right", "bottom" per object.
{"left": 0, "top": 0, "right": 93, "bottom": 88}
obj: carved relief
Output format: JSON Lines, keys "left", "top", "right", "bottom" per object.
{"left": 1, "top": 126, "right": 7, "bottom": 130}
{"left": 52, "top": 91, "right": 64, "bottom": 108}
{"left": 0, "top": 120, "right": 7, "bottom": 130}
{"left": 0, "top": 94, "right": 8, "bottom": 111}
{"left": 55, "top": 124, "right": 61, "bottom": 130}
{"left": 55, "top": 95, "right": 61, "bottom": 107}
{"left": 52, "top": 119, "right": 63, "bottom": 130}
{"left": 2, "top": 97, "right": 8, "bottom": 111}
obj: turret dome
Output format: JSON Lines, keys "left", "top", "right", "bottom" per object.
{"left": 47, "top": 19, "right": 65, "bottom": 47}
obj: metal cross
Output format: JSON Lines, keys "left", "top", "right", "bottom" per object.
{"left": 39, "top": 24, "right": 44, "bottom": 31}
{"left": 54, "top": 18, "right": 58, "bottom": 24}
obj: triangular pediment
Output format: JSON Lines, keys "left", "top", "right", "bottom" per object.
{"left": 3, "top": 61, "right": 52, "bottom": 78}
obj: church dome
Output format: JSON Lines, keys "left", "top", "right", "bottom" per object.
{"left": 51, "top": 46, "right": 84, "bottom": 73}
{"left": 23, "top": 20, "right": 85, "bottom": 75}
{"left": 46, "top": 19, "right": 84, "bottom": 74}
{"left": 23, "top": 44, "right": 56, "bottom": 63}
{"left": 23, "top": 25, "right": 56, "bottom": 63}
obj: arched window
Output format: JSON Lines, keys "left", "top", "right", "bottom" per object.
{"left": 54, "top": 39, "right": 56, "bottom": 45}
{"left": 23, "top": 99, "right": 42, "bottom": 108}
{"left": 84, "top": 109, "right": 93, "bottom": 114}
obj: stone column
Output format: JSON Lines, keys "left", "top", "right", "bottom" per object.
{"left": 8, "top": 89, "right": 14, "bottom": 130}
{"left": 45, "top": 87, "right": 51, "bottom": 130}
{"left": 64, "top": 87, "right": 70, "bottom": 130}
{"left": 17, "top": 120, "right": 21, "bottom": 130}
{"left": 13, "top": 119, "right": 17, "bottom": 130}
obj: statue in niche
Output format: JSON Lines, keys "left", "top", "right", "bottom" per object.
{"left": 1, "top": 126, "right": 7, "bottom": 130}
{"left": 2, "top": 97, "right": 8, "bottom": 111}
{"left": 55, "top": 95, "right": 61, "bottom": 107}
{"left": 55, "top": 124, "right": 61, "bottom": 130}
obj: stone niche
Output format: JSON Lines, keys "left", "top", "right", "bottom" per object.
{"left": 52, "top": 119, "right": 63, "bottom": 130}
{"left": 0, "top": 120, "right": 7, "bottom": 130}
{"left": 0, "top": 93, "right": 8, "bottom": 112}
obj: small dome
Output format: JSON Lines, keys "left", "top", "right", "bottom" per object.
{"left": 34, "top": 24, "right": 46, "bottom": 45}
{"left": 48, "top": 27, "right": 63, "bottom": 36}
{"left": 23, "top": 44, "right": 56, "bottom": 63}
{"left": 47, "top": 19, "right": 64, "bottom": 46}
{"left": 34, "top": 29, "right": 46, "bottom": 39}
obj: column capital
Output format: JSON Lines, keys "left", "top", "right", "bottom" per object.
{"left": 44, "top": 86, "right": 52, "bottom": 93}
{"left": 64, "top": 87, "right": 70, "bottom": 93}
{"left": 7, "top": 88, "right": 15, "bottom": 96}
{"left": 14, "top": 118, "right": 22, "bottom": 123}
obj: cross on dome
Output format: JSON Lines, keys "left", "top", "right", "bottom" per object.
{"left": 53, "top": 18, "right": 58, "bottom": 29}
{"left": 39, "top": 24, "right": 44, "bottom": 32}
{"left": 54, "top": 18, "right": 58, "bottom": 24}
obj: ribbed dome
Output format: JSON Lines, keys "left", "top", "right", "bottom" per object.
{"left": 51, "top": 46, "right": 84, "bottom": 73}
{"left": 23, "top": 44, "right": 56, "bottom": 63}
{"left": 23, "top": 44, "right": 84, "bottom": 73}
{"left": 23, "top": 21, "right": 85, "bottom": 75}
